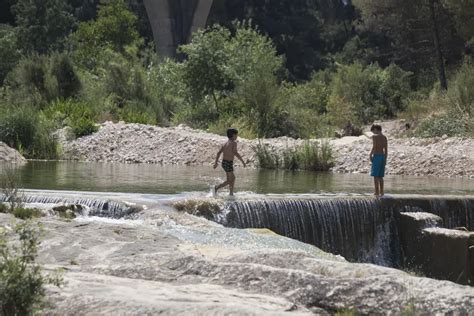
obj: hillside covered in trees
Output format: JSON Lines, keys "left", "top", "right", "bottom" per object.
{"left": 0, "top": 0, "right": 472, "bottom": 159}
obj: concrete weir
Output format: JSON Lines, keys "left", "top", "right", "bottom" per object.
{"left": 2, "top": 191, "right": 473, "bottom": 285}
{"left": 177, "top": 194, "right": 474, "bottom": 285}
{"left": 143, "top": 0, "right": 213, "bottom": 57}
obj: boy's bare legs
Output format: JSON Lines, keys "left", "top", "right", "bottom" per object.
{"left": 216, "top": 172, "right": 235, "bottom": 194}
{"left": 373, "top": 177, "right": 380, "bottom": 197}
{"left": 228, "top": 172, "right": 235, "bottom": 196}
{"left": 215, "top": 173, "right": 230, "bottom": 193}
{"left": 379, "top": 178, "right": 384, "bottom": 196}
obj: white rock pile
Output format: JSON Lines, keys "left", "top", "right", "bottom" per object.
{"left": 60, "top": 122, "right": 474, "bottom": 178}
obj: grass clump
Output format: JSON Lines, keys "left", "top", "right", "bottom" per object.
{"left": 252, "top": 142, "right": 280, "bottom": 169}
{"left": 253, "top": 141, "right": 335, "bottom": 171}
{"left": 0, "top": 222, "right": 63, "bottom": 315}
{"left": 334, "top": 308, "right": 357, "bottom": 316}
{"left": 12, "top": 207, "right": 43, "bottom": 220}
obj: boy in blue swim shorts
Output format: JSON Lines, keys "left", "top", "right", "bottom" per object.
{"left": 369, "top": 124, "right": 388, "bottom": 197}
{"left": 213, "top": 128, "right": 246, "bottom": 196}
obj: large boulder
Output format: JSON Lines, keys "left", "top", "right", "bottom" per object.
{"left": 0, "top": 142, "right": 26, "bottom": 163}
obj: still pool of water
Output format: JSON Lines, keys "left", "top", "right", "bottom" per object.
{"left": 1, "top": 161, "right": 472, "bottom": 195}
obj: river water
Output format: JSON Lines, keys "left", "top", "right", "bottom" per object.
{"left": 1, "top": 161, "right": 472, "bottom": 195}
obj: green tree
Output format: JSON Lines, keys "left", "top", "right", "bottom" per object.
{"left": 353, "top": 0, "right": 465, "bottom": 90}
{"left": 0, "top": 25, "right": 20, "bottom": 83}
{"left": 50, "top": 53, "right": 81, "bottom": 99}
{"left": 228, "top": 22, "right": 284, "bottom": 137}
{"left": 71, "top": 0, "right": 142, "bottom": 69}
{"left": 442, "top": 0, "right": 474, "bottom": 50}
{"left": 179, "top": 22, "right": 284, "bottom": 136}
{"left": 209, "top": 0, "right": 357, "bottom": 81}
{"left": 179, "top": 25, "right": 233, "bottom": 111}
{"left": 12, "top": 0, "right": 76, "bottom": 54}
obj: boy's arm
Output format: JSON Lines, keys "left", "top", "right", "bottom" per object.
{"left": 233, "top": 143, "right": 246, "bottom": 167}
{"left": 213, "top": 146, "right": 223, "bottom": 169}
{"left": 384, "top": 138, "right": 388, "bottom": 161}
{"left": 369, "top": 136, "right": 374, "bottom": 161}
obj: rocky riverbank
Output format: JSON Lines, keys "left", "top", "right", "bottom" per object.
{"left": 1, "top": 204, "right": 473, "bottom": 315}
{"left": 59, "top": 121, "right": 474, "bottom": 178}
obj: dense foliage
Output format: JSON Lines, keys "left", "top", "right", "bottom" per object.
{"left": 0, "top": 0, "right": 472, "bottom": 158}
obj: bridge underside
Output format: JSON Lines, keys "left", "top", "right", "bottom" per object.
{"left": 143, "top": 0, "right": 213, "bottom": 58}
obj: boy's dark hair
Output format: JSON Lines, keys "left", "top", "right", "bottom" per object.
{"left": 227, "top": 128, "right": 238, "bottom": 139}
{"left": 370, "top": 124, "right": 382, "bottom": 132}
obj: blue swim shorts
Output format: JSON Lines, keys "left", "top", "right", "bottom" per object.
{"left": 371, "top": 154, "right": 386, "bottom": 177}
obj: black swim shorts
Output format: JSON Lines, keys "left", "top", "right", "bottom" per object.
{"left": 222, "top": 160, "right": 234, "bottom": 172}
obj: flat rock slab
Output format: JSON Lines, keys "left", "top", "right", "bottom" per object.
{"left": 46, "top": 272, "right": 308, "bottom": 315}
{"left": 1, "top": 211, "right": 473, "bottom": 315}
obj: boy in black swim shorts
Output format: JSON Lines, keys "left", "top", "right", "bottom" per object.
{"left": 213, "top": 128, "right": 246, "bottom": 196}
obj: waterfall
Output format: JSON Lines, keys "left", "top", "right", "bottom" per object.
{"left": 222, "top": 197, "right": 474, "bottom": 267}
{"left": 0, "top": 194, "right": 138, "bottom": 219}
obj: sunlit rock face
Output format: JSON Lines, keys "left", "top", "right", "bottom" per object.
{"left": 0, "top": 141, "right": 25, "bottom": 163}
{"left": 143, "top": 0, "right": 213, "bottom": 57}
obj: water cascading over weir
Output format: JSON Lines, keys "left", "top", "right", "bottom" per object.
{"left": 216, "top": 196, "right": 474, "bottom": 269}
{"left": 0, "top": 193, "right": 138, "bottom": 218}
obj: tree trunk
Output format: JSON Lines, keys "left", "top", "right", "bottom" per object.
{"left": 429, "top": 0, "right": 448, "bottom": 90}
{"left": 211, "top": 90, "right": 219, "bottom": 113}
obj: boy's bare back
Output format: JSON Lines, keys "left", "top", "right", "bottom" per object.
{"left": 221, "top": 140, "right": 237, "bottom": 161}
{"left": 372, "top": 134, "right": 387, "bottom": 155}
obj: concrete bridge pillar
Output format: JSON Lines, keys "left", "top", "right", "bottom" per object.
{"left": 143, "top": 0, "right": 213, "bottom": 58}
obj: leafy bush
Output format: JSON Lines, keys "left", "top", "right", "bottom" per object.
{"left": 415, "top": 114, "right": 467, "bottom": 137}
{"left": 4, "top": 54, "right": 52, "bottom": 107}
{"left": 0, "top": 222, "right": 62, "bottom": 315}
{"left": 172, "top": 98, "right": 220, "bottom": 129}
{"left": 12, "top": 207, "right": 43, "bottom": 219}
{"left": 408, "top": 60, "right": 473, "bottom": 137}
{"left": 276, "top": 79, "right": 330, "bottom": 115}
{"left": 42, "top": 99, "right": 98, "bottom": 138}
{"left": 447, "top": 60, "right": 474, "bottom": 117}
{"left": 76, "top": 49, "right": 164, "bottom": 125}
{"left": 5, "top": 54, "right": 82, "bottom": 107}
{"left": 70, "top": 117, "right": 98, "bottom": 138}
{"left": 0, "top": 204, "right": 6, "bottom": 213}
{"left": 327, "top": 62, "right": 411, "bottom": 127}
{"left": 117, "top": 103, "right": 157, "bottom": 125}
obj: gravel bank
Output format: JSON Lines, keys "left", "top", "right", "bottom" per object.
{"left": 60, "top": 121, "right": 474, "bottom": 178}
